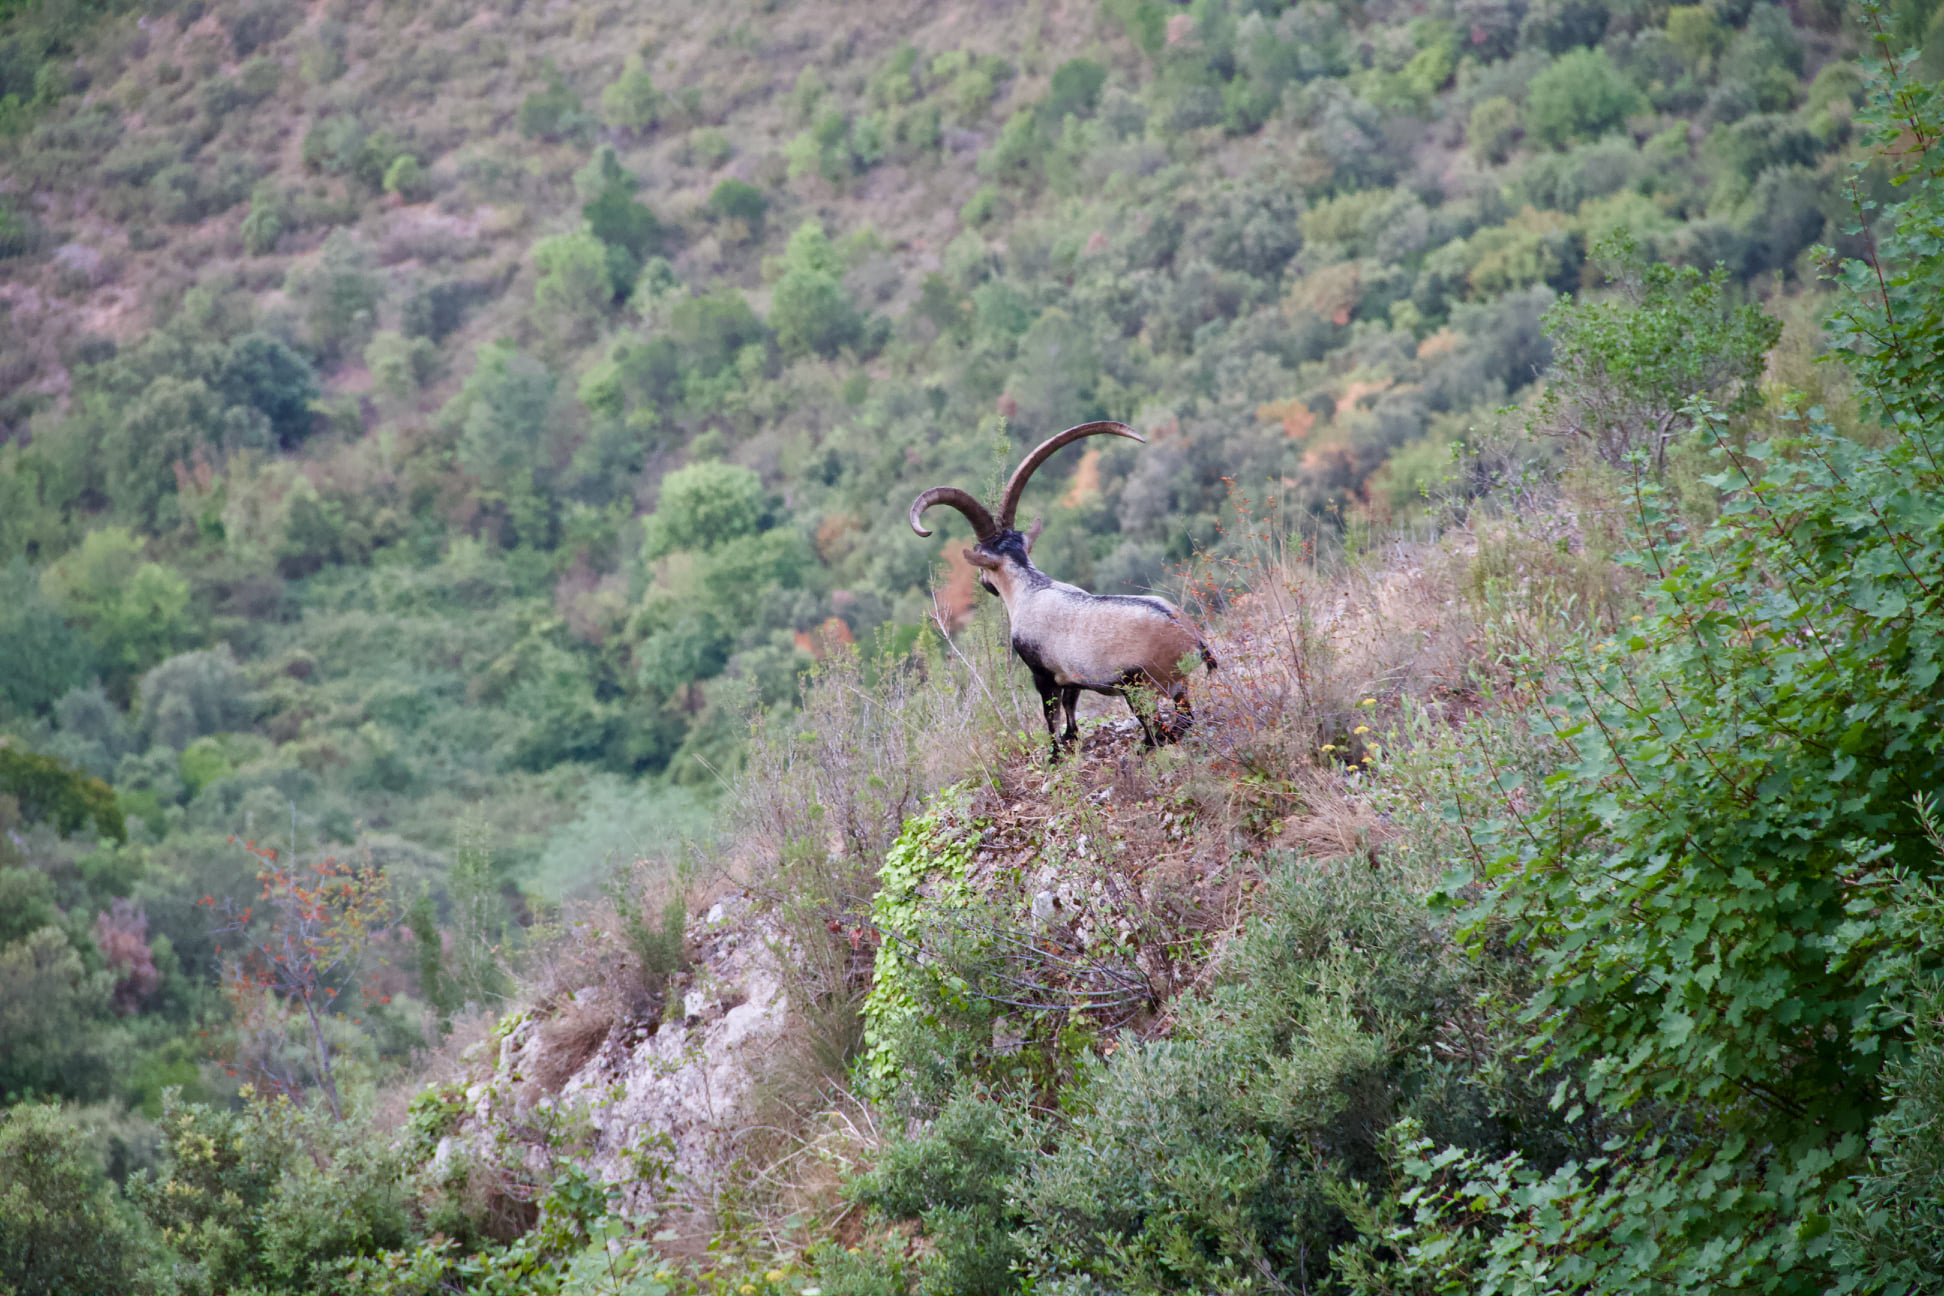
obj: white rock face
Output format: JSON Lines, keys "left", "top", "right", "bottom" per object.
{"left": 438, "top": 900, "right": 794, "bottom": 1226}
{"left": 557, "top": 903, "right": 792, "bottom": 1217}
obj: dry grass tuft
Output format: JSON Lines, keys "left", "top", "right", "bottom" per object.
{"left": 531, "top": 993, "right": 618, "bottom": 1093}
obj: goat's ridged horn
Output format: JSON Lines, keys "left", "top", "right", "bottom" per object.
{"left": 998, "top": 420, "right": 1144, "bottom": 531}
{"left": 909, "top": 487, "right": 998, "bottom": 540}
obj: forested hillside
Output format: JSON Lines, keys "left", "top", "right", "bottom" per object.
{"left": 5, "top": 0, "right": 1944, "bottom": 1291}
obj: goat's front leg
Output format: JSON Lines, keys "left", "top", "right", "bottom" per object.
{"left": 1162, "top": 684, "right": 1193, "bottom": 744}
{"left": 1122, "top": 688, "right": 1162, "bottom": 750}
{"left": 1033, "top": 672, "right": 1065, "bottom": 763}
{"left": 1059, "top": 685, "right": 1081, "bottom": 755}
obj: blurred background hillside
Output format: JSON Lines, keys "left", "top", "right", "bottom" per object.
{"left": 0, "top": 0, "right": 1917, "bottom": 1159}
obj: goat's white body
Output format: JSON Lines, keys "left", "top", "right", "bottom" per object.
{"left": 993, "top": 571, "right": 1207, "bottom": 697}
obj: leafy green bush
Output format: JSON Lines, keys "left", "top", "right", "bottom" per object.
{"left": 1524, "top": 47, "right": 1645, "bottom": 147}
{"left": 221, "top": 332, "right": 320, "bottom": 449}
{"left": 382, "top": 154, "right": 428, "bottom": 202}
{"left": 449, "top": 342, "right": 560, "bottom": 488}
{"left": 0, "top": 558, "right": 94, "bottom": 720}
{"left": 519, "top": 60, "right": 593, "bottom": 142}
{"left": 293, "top": 230, "right": 381, "bottom": 361}
{"left": 642, "top": 461, "right": 766, "bottom": 558}
{"left": 707, "top": 178, "right": 766, "bottom": 233}
{"left": 39, "top": 528, "right": 195, "bottom": 689}
{"left": 0, "top": 1103, "right": 149, "bottom": 1295}
{"left": 1468, "top": 94, "right": 1524, "bottom": 164}
{"left": 1377, "top": 55, "right": 1944, "bottom": 1293}
{"left": 599, "top": 54, "right": 661, "bottom": 132}
{"left": 532, "top": 229, "right": 619, "bottom": 344}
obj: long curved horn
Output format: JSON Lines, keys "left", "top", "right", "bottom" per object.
{"left": 997, "top": 420, "right": 1144, "bottom": 531}
{"left": 908, "top": 487, "right": 998, "bottom": 540}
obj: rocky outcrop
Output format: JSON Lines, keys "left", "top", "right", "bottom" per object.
{"left": 443, "top": 896, "right": 793, "bottom": 1223}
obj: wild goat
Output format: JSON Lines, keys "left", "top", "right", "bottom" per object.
{"left": 910, "top": 420, "right": 1216, "bottom": 760}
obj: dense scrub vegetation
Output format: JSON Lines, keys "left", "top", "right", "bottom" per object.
{"left": 4, "top": 0, "right": 1944, "bottom": 1290}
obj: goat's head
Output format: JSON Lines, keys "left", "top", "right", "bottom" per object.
{"left": 908, "top": 421, "right": 1144, "bottom": 600}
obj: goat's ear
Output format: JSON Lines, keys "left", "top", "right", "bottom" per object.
{"left": 963, "top": 547, "right": 1002, "bottom": 571}
{"left": 1024, "top": 517, "right": 1044, "bottom": 553}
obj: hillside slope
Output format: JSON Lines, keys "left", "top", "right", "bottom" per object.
{"left": 5, "top": 0, "right": 1944, "bottom": 1292}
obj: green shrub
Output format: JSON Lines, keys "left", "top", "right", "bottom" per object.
{"left": 707, "top": 177, "right": 767, "bottom": 232}
{"left": 519, "top": 60, "right": 592, "bottom": 142}
{"left": 364, "top": 330, "right": 438, "bottom": 403}
{"left": 599, "top": 54, "right": 661, "bottom": 132}
{"left": 1387, "top": 59, "right": 1944, "bottom": 1293}
{"left": 0, "top": 558, "right": 94, "bottom": 720}
{"left": 220, "top": 332, "right": 320, "bottom": 448}
{"left": 0, "top": 1103, "right": 148, "bottom": 1295}
{"left": 381, "top": 153, "right": 427, "bottom": 201}
{"left": 293, "top": 230, "right": 381, "bottom": 361}
{"left": 450, "top": 342, "right": 559, "bottom": 487}
{"left": 1044, "top": 57, "right": 1107, "bottom": 123}
{"left": 38, "top": 529, "right": 194, "bottom": 691}
{"left": 668, "top": 289, "right": 766, "bottom": 377}
{"left": 137, "top": 648, "right": 252, "bottom": 752}
{"left": 1524, "top": 47, "right": 1645, "bottom": 147}
{"left": 240, "top": 182, "right": 283, "bottom": 254}
{"left": 771, "top": 266, "right": 865, "bottom": 358}
{"left": 225, "top": 0, "right": 300, "bottom": 57}
{"left": 1468, "top": 94, "right": 1523, "bottom": 164}
{"left": 642, "top": 461, "right": 766, "bottom": 558}
{"left": 582, "top": 181, "right": 663, "bottom": 287}
{"left": 531, "top": 229, "right": 619, "bottom": 344}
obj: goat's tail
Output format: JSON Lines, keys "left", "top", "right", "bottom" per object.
{"left": 1200, "top": 641, "right": 1218, "bottom": 672}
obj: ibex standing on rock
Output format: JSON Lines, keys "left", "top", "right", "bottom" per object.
{"left": 910, "top": 421, "right": 1217, "bottom": 762}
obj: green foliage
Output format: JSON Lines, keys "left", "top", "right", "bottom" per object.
{"left": 532, "top": 229, "right": 620, "bottom": 344}
{"left": 136, "top": 648, "right": 252, "bottom": 753}
{"left": 1830, "top": 859, "right": 1944, "bottom": 1290}
{"left": 707, "top": 178, "right": 767, "bottom": 232}
{"left": 0, "top": 744, "right": 125, "bottom": 842}
{"left": 850, "top": 1088, "right": 1028, "bottom": 1296}
{"left": 771, "top": 262, "right": 866, "bottom": 359}
{"left": 1469, "top": 94, "right": 1523, "bottom": 164}
{"left": 1524, "top": 47, "right": 1646, "bottom": 148}
{"left": 858, "top": 805, "right": 980, "bottom": 1096}
{"left": 294, "top": 230, "right": 382, "bottom": 362}
{"left": 39, "top": 528, "right": 194, "bottom": 690}
{"left": 221, "top": 332, "right": 320, "bottom": 449}
{"left": 364, "top": 330, "right": 439, "bottom": 404}
{"left": 0, "top": 557, "right": 94, "bottom": 720}
{"left": 1667, "top": 4, "right": 1728, "bottom": 67}
{"left": 1399, "top": 55, "right": 1944, "bottom": 1292}
{"left": 582, "top": 181, "right": 663, "bottom": 293}
{"left": 0, "top": 1102, "right": 148, "bottom": 1295}
{"left": 0, "top": 926, "right": 118, "bottom": 1099}
{"left": 1044, "top": 57, "right": 1106, "bottom": 123}
{"left": 129, "top": 1092, "right": 414, "bottom": 1294}
{"left": 451, "top": 342, "right": 559, "bottom": 488}
{"left": 600, "top": 55, "right": 662, "bottom": 132}
{"left": 519, "top": 60, "right": 593, "bottom": 142}
{"left": 382, "top": 154, "right": 428, "bottom": 202}
{"left": 667, "top": 289, "right": 765, "bottom": 378}
{"left": 642, "top": 461, "right": 766, "bottom": 558}
{"left": 1538, "top": 235, "right": 1780, "bottom": 467}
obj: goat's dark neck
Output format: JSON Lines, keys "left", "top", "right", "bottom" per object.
{"left": 981, "top": 529, "right": 1052, "bottom": 608}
